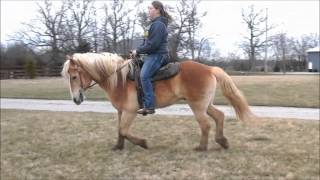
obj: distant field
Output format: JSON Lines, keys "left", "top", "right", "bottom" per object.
{"left": 1, "top": 75, "right": 319, "bottom": 107}
{"left": 1, "top": 109, "right": 319, "bottom": 180}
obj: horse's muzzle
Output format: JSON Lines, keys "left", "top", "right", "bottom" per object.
{"left": 73, "top": 90, "right": 84, "bottom": 105}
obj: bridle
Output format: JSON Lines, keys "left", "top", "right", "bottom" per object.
{"left": 79, "top": 74, "right": 97, "bottom": 91}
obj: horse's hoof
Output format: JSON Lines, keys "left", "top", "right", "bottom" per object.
{"left": 194, "top": 145, "right": 207, "bottom": 152}
{"left": 216, "top": 137, "right": 229, "bottom": 149}
{"left": 112, "top": 145, "right": 124, "bottom": 151}
{"left": 140, "top": 140, "right": 148, "bottom": 149}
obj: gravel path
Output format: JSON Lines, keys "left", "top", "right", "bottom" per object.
{"left": 1, "top": 98, "right": 319, "bottom": 120}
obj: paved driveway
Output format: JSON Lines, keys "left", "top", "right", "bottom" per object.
{"left": 1, "top": 98, "right": 319, "bottom": 120}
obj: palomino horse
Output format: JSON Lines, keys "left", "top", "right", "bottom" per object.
{"left": 61, "top": 52, "right": 255, "bottom": 151}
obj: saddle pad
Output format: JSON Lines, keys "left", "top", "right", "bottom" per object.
{"left": 128, "top": 62, "right": 180, "bottom": 82}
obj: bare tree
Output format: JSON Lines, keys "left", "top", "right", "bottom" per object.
{"left": 101, "top": 0, "right": 134, "bottom": 54}
{"left": 134, "top": 0, "right": 207, "bottom": 61}
{"left": 119, "top": 17, "right": 132, "bottom": 54}
{"left": 1, "top": 43, "right": 34, "bottom": 67}
{"left": 124, "top": 1, "right": 143, "bottom": 53}
{"left": 185, "top": 0, "right": 206, "bottom": 60}
{"left": 168, "top": 0, "right": 206, "bottom": 61}
{"left": 63, "top": 0, "right": 96, "bottom": 53}
{"left": 119, "top": 1, "right": 143, "bottom": 55}
{"left": 135, "top": 5, "right": 151, "bottom": 51}
{"left": 167, "top": 1, "right": 190, "bottom": 60}
{"left": 101, "top": 4, "right": 112, "bottom": 52}
{"left": 271, "top": 33, "right": 292, "bottom": 73}
{"left": 271, "top": 33, "right": 319, "bottom": 72}
{"left": 291, "top": 33, "right": 319, "bottom": 70}
{"left": 137, "top": 11, "right": 150, "bottom": 33}
{"left": 240, "top": 5, "right": 274, "bottom": 71}
{"left": 12, "top": 0, "right": 67, "bottom": 65}
{"left": 91, "top": 9, "right": 99, "bottom": 52}
{"left": 196, "top": 37, "right": 216, "bottom": 60}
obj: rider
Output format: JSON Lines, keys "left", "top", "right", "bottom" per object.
{"left": 131, "top": 1, "right": 172, "bottom": 115}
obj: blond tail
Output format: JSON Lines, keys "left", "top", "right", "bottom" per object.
{"left": 211, "top": 67, "right": 255, "bottom": 121}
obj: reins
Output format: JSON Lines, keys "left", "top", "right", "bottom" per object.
{"left": 83, "top": 81, "right": 98, "bottom": 91}
{"left": 82, "top": 58, "right": 135, "bottom": 91}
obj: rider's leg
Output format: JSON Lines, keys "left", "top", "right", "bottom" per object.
{"left": 138, "top": 54, "right": 164, "bottom": 114}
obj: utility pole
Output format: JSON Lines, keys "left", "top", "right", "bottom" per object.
{"left": 264, "top": 8, "right": 268, "bottom": 73}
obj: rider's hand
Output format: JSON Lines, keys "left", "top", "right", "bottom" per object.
{"left": 129, "top": 50, "right": 137, "bottom": 58}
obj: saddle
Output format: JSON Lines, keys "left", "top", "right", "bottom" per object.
{"left": 127, "top": 57, "right": 180, "bottom": 108}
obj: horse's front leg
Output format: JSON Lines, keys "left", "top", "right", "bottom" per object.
{"left": 112, "top": 111, "right": 125, "bottom": 150}
{"left": 119, "top": 111, "right": 148, "bottom": 149}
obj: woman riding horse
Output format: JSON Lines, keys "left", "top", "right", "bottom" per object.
{"left": 61, "top": 1, "right": 256, "bottom": 151}
{"left": 131, "top": 1, "right": 172, "bottom": 115}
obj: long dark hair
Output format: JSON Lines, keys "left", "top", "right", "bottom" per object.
{"left": 152, "top": 1, "right": 172, "bottom": 24}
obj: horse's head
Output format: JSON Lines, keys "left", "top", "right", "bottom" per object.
{"left": 61, "top": 55, "right": 93, "bottom": 105}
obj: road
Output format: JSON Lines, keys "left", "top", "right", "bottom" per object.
{"left": 1, "top": 98, "right": 319, "bottom": 120}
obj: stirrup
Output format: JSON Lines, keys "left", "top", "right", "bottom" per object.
{"left": 137, "top": 108, "right": 155, "bottom": 116}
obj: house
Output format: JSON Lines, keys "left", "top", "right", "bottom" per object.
{"left": 307, "top": 47, "right": 320, "bottom": 72}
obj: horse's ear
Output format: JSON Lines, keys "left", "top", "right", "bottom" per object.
{"left": 67, "top": 55, "right": 76, "bottom": 65}
{"left": 66, "top": 54, "right": 72, "bottom": 61}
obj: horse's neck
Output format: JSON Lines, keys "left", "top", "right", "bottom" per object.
{"left": 99, "top": 77, "right": 127, "bottom": 98}
{"left": 98, "top": 80, "right": 128, "bottom": 110}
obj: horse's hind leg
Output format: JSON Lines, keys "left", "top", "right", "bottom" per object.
{"left": 207, "top": 105, "right": 229, "bottom": 149}
{"left": 112, "top": 111, "right": 125, "bottom": 150}
{"left": 189, "top": 103, "right": 212, "bottom": 151}
{"left": 119, "top": 111, "right": 148, "bottom": 149}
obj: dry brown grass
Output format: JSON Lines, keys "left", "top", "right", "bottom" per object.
{"left": 215, "top": 75, "right": 319, "bottom": 108}
{"left": 1, "top": 75, "right": 319, "bottom": 108}
{"left": 0, "top": 77, "right": 105, "bottom": 100}
{"left": 1, "top": 109, "right": 319, "bottom": 180}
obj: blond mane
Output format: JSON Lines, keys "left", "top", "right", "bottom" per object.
{"left": 61, "top": 60, "right": 71, "bottom": 80}
{"left": 61, "top": 52, "right": 130, "bottom": 90}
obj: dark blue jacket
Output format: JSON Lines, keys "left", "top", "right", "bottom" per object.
{"left": 137, "top": 16, "right": 168, "bottom": 55}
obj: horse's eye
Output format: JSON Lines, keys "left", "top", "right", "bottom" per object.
{"left": 72, "top": 76, "right": 77, "bottom": 80}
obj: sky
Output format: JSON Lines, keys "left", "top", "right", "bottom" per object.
{"left": 1, "top": 0, "right": 319, "bottom": 56}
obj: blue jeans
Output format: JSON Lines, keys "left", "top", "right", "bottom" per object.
{"left": 140, "top": 54, "right": 168, "bottom": 109}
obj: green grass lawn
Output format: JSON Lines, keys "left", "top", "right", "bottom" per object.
{"left": 1, "top": 75, "right": 319, "bottom": 107}
{"left": 1, "top": 109, "right": 319, "bottom": 180}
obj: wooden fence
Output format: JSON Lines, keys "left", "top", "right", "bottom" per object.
{"left": 1, "top": 66, "right": 62, "bottom": 79}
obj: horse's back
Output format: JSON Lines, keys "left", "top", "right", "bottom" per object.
{"left": 179, "top": 60, "right": 215, "bottom": 86}
{"left": 154, "top": 60, "right": 217, "bottom": 106}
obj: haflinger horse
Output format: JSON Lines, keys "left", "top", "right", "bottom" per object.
{"left": 61, "top": 52, "right": 255, "bottom": 151}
